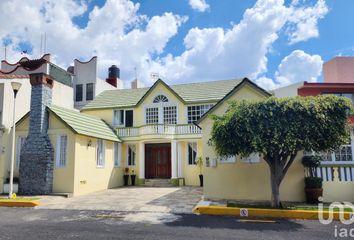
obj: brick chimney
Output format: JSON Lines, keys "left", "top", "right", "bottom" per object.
{"left": 19, "top": 73, "right": 55, "bottom": 195}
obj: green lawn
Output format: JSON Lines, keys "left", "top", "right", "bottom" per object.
{"left": 227, "top": 202, "right": 354, "bottom": 213}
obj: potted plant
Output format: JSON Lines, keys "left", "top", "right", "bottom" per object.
{"left": 130, "top": 169, "right": 136, "bottom": 186}
{"left": 302, "top": 155, "right": 323, "bottom": 204}
{"left": 196, "top": 157, "right": 203, "bottom": 187}
{"left": 123, "top": 167, "right": 129, "bottom": 186}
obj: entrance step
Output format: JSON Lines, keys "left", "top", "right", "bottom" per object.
{"left": 145, "top": 179, "right": 173, "bottom": 187}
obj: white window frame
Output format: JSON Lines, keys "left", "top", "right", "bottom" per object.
{"left": 219, "top": 155, "right": 236, "bottom": 164}
{"left": 113, "top": 109, "right": 125, "bottom": 127}
{"left": 114, "top": 142, "right": 121, "bottom": 167}
{"left": 144, "top": 94, "right": 178, "bottom": 125}
{"left": 187, "top": 104, "right": 214, "bottom": 124}
{"left": 16, "top": 136, "right": 26, "bottom": 168}
{"left": 127, "top": 144, "right": 136, "bottom": 166}
{"left": 240, "top": 153, "right": 261, "bottom": 164}
{"left": 187, "top": 142, "right": 198, "bottom": 165}
{"left": 96, "top": 139, "right": 105, "bottom": 168}
{"left": 56, "top": 134, "right": 68, "bottom": 168}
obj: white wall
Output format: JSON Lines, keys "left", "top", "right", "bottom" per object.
{"left": 272, "top": 81, "right": 304, "bottom": 98}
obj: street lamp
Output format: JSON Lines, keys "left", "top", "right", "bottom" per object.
{"left": 9, "top": 82, "right": 21, "bottom": 198}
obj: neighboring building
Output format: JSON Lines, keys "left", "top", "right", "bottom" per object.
{"left": 272, "top": 81, "right": 305, "bottom": 98}
{"left": 0, "top": 55, "right": 74, "bottom": 193}
{"left": 323, "top": 56, "right": 354, "bottom": 84}
{"left": 71, "top": 57, "right": 118, "bottom": 109}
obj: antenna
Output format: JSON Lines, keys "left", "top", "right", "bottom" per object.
{"left": 40, "top": 33, "right": 43, "bottom": 56}
{"left": 4, "top": 45, "right": 7, "bottom": 61}
{"left": 44, "top": 32, "right": 47, "bottom": 54}
{"left": 134, "top": 67, "right": 137, "bottom": 79}
{"left": 150, "top": 72, "right": 159, "bottom": 82}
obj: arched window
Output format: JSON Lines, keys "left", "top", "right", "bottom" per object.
{"left": 153, "top": 95, "right": 169, "bottom": 103}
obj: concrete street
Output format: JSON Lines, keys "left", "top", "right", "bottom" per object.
{"left": 0, "top": 207, "right": 347, "bottom": 240}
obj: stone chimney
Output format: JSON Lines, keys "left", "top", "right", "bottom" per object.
{"left": 131, "top": 79, "right": 137, "bottom": 89}
{"left": 19, "top": 73, "right": 55, "bottom": 195}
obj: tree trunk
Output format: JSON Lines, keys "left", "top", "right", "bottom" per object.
{"left": 270, "top": 171, "right": 281, "bottom": 208}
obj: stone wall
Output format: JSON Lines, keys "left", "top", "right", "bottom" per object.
{"left": 19, "top": 73, "right": 54, "bottom": 195}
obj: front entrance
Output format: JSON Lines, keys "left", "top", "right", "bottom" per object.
{"left": 145, "top": 143, "right": 171, "bottom": 179}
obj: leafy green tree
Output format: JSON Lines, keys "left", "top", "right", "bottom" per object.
{"left": 211, "top": 95, "right": 352, "bottom": 208}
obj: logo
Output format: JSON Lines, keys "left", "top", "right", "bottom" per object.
{"left": 318, "top": 200, "right": 354, "bottom": 225}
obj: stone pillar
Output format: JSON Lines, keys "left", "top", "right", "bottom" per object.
{"left": 19, "top": 73, "right": 55, "bottom": 195}
{"left": 171, "top": 140, "right": 178, "bottom": 179}
{"left": 139, "top": 142, "right": 145, "bottom": 179}
{"left": 177, "top": 142, "right": 183, "bottom": 178}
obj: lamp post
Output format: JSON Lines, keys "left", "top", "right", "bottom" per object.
{"left": 9, "top": 82, "right": 21, "bottom": 198}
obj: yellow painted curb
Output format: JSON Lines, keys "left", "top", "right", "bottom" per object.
{"left": 0, "top": 200, "right": 40, "bottom": 208}
{"left": 193, "top": 206, "right": 352, "bottom": 221}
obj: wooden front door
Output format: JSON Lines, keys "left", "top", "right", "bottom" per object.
{"left": 145, "top": 143, "right": 171, "bottom": 179}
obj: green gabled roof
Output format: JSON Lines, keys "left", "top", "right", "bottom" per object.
{"left": 48, "top": 105, "right": 120, "bottom": 142}
{"left": 82, "top": 78, "right": 243, "bottom": 110}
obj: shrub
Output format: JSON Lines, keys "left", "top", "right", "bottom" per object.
{"left": 305, "top": 177, "right": 323, "bottom": 188}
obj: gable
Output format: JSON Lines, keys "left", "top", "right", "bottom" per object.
{"left": 137, "top": 80, "right": 185, "bottom": 106}
{"left": 197, "top": 78, "right": 271, "bottom": 125}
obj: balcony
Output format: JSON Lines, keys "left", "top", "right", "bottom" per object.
{"left": 116, "top": 124, "right": 202, "bottom": 137}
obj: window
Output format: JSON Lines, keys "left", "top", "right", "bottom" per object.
{"left": 240, "top": 153, "right": 260, "bottom": 163}
{"left": 114, "top": 142, "right": 121, "bottom": 167}
{"left": 86, "top": 83, "right": 94, "bottom": 101}
{"left": 146, "top": 107, "right": 159, "bottom": 124}
{"left": 16, "top": 136, "right": 26, "bottom": 168}
{"left": 125, "top": 110, "right": 133, "bottom": 127}
{"left": 113, "top": 110, "right": 124, "bottom": 126}
{"left": 56, "top": 135, "right": 67, "bottom": 167}
{"left": 75, "top": 84, "right": 83, "bottom": 102}
{"left": 153, "top": 95, "right": 168, "bottom": 103}
{"left": 96, "top": 139, "right": 105, "bottom": 167}
{"left": 188, "top": 142, "right": 197, "bottom": 165}
{"left": 127, "top": 144, "right": 136, "bottom": 166}
{"left": 335, "top": 145, "right": 352, "bottom": 161}
{"left": 219, "top": 155, "right": 235, "bottom": 163}
{"left": 163, "top": 106, "right": 177, "bottom": 124}
{"left": 187, "top": 104, "right": 214, "bottom": 124}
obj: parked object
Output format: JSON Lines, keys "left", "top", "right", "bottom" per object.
{"left": 302, "top": 155, "right": 323, "bottom": 204}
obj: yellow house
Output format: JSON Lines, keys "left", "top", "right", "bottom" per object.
{"left": 16, "top": 105, "right": 122, "bottom": 196}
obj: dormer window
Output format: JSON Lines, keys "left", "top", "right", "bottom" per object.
{"left": 153, "top": 95, "right": 168, "bottom": 103}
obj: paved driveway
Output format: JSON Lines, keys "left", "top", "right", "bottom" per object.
{"left": 37, "top": 187, "right": 202, "bottom": 214}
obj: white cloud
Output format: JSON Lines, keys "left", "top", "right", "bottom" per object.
{"left": 0, "top": 0, "right": 328, "bottom": 88}
{"left": 275, "top": 49, "right": 323, "bottom": 85}
{"left": 287, "top": 0, "right": 328, "bottom": 44}
{"left": 188, "top": 0, "right": 210, "bottom": 12}
{"left": 255, "top": 50, "right": 323, "bottom": 90}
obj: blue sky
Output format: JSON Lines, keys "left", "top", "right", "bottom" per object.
{"left": 0, "top": 0, "right": 353, "bottom": 89}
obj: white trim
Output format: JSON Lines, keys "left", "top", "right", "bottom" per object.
{"left": 187, "top": 141, "right": 198, "bottom": 166}
{"left": 56, "top": 134, "right": 68, "bottom": 168}
{"left": 127, "top": 144, "right": 136, "bottom": 166}
{"left": 96, "top": 139, "right": 105, "bottom": 168}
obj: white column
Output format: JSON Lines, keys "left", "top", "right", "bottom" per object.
{"left": 171, "top": 140, "right": 178, "bottom": 179}
{"left": 177, "top": 142, "right": 183, "bottom": 178}
{"left": 139, "top": 141, "right": 145, "bottom": 179}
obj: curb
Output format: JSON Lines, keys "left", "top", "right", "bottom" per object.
{"left": 0, "top": 200, "right": 40, "bottom": 208}
{"left": 193, "top": 206, "right": 352, "bottom": 221}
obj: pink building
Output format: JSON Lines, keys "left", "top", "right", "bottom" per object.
{"left": 323, "top": 57, "right": 354, "bottom": 83}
